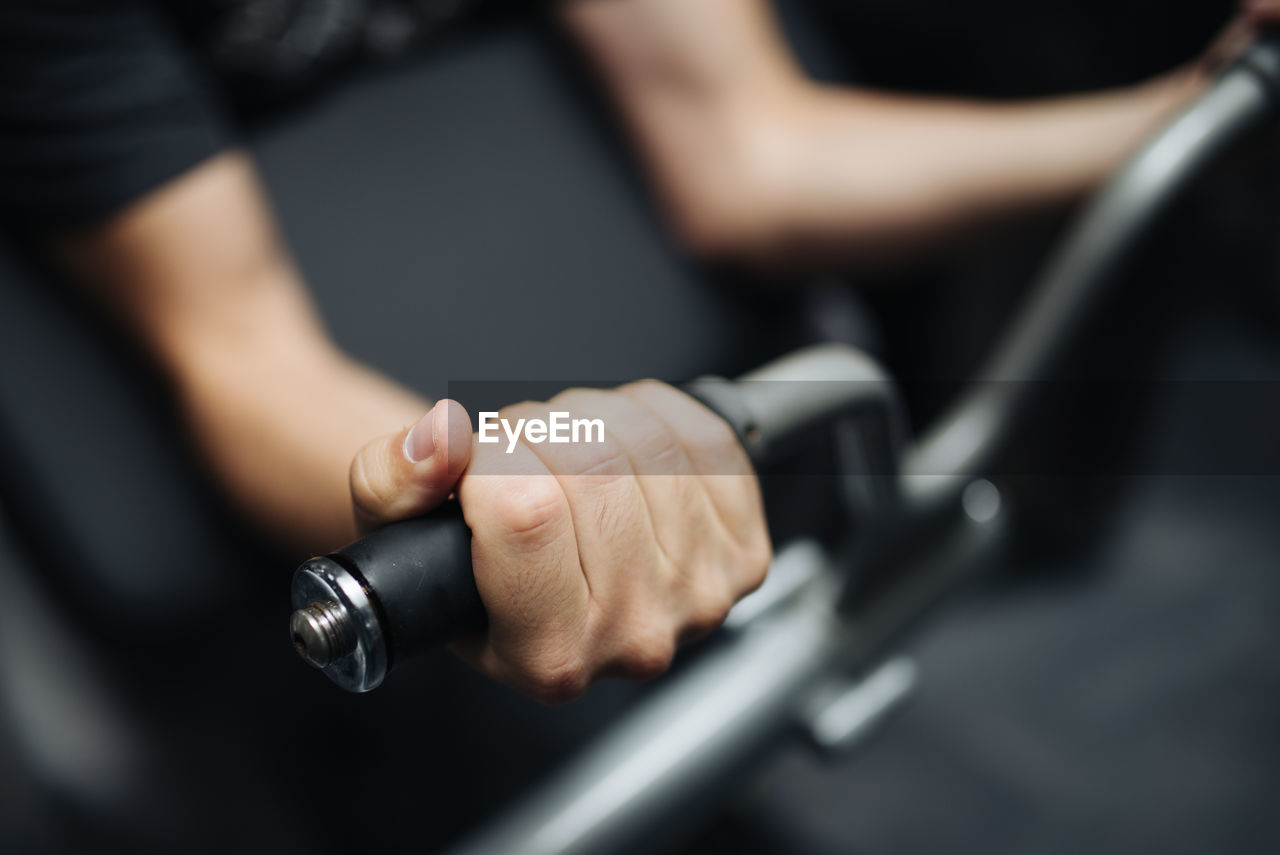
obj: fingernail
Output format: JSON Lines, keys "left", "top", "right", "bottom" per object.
{"left": 403, "top": 403, "right": 439, "bottom": 463}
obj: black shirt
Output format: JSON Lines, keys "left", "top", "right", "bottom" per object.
{"left": 0, "top": 0, "right": 1221, "bottom": 231}
{"left": 0, "top": 0, "right": 484, "bottom": 229}
{"left": 0, "top": 0, "right": 229, "bottom": 228}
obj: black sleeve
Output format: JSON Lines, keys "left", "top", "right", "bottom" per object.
{"left": 0, "top": 0, "right": 231, "bottom": 230}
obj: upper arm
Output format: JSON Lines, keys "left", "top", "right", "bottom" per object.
{"left": 560, "top": 0, "right": 810, "bottom": 258}
{"left": 0, "top": 2, "right": 326, "bottom": 375}
{"left": 52, "top": 151, "right": 329, "bottom": 375}
{"left": 561, "top": 0, "right": 799, "bottom": 108}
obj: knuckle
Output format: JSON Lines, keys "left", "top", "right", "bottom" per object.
{"left": 502, "top": 399, "right": 541, "bottom": 417}
{"left": 628, "top": 416, "right": 684, "bottom": 473}
{"left": 681, "top": 614, "right": 723, "bottom": 642}
{"left": 491, "top": 477, "right": 568, "bottom": 538}
{"left": 739, "top": 535, "right": 773, "bottom": 594}
{"left": 690, "top": 590, "right": 734, "bottom": 635}
{"left": 712, "top": 588, "right": 736, "bottom": 623}
{"left": 550, "top": 386, "right": 607, "bottom": 409}
{"left": 572, "top": 446, "right": 631, "bottom": 480}
{"left": 526, "top": 651, "right": 590, "bottom": 705}
{"left": 621, "top": 379, "right": 666, "bottom": 398}
{"left": 613, "top": 629, "right": 676, "bottom": 681}
{"left": 535, "top": 395, "right": 631, "bottom": 481}
{"left": 685, "top": 412, "right": 738, "bottom": 459}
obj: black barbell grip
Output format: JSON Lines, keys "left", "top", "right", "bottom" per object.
{"left": 327, "top": 501, "right": 481, "bottom": 663}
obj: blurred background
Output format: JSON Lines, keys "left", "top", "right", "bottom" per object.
{"left": 2, "top": 1, "right": 1279, "bottom": 853}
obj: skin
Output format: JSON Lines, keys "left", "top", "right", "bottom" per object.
{"left": 48, "top": 1, "right": 1280, "bottom": 701}
{"left": 358, "top": 385, "right": 770, "bottom": 703}
{"left": 56, "top": 152, "right": 771, "bottom": 702}
{"left": 560, "top": 0, "right": 1222, "bottom": 269}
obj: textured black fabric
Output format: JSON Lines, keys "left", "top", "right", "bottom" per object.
{"left": 0, "top": 0, "right": 513, "bottom": 228}
{"left": 173, "top": 0, "right": 500, "bottom": 103}
{"left": 0, "top": 0, "right": 230, "bottom": 228}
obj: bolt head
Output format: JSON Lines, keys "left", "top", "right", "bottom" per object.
{"left": 290, "top": 601, "right": 356, "bottom": 669}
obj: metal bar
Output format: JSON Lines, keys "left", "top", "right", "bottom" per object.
{"left": 447, "top": 44, "right": 1280, "bottom": 855}
{"left": 447, "top": 499, "right": 1008, "bottom": 855}
{"left": 903, "top": 64, "right": 1277, "bottom": 506}
{"left": 444, "top": 541, "right": 842, "bottom": 855}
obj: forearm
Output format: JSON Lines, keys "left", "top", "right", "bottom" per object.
{"left": 740, "top": 71, "right": 1202, "bottom": 267}
{"left": 174, "top": 322, "right": 426, "bottom": 553}
{"left": 565, "top": 0, "right": 1205, "bottom": 270}
{"left": 56, "top": 151, "right": 427, "bottom": 553}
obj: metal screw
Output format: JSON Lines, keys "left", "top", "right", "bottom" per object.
{"left": 290, "top": 600, "right": 356, "bottom": 669}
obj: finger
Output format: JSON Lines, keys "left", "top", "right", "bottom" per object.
{"left": 1245, "top": 0, "right": 1280, "bottom": 24}
{"left": 453, "top": 436, "right": 591, "bottom": 702}
{"left": 349, "top": 398, "right": 473, "bottom": 532}
{"left": 619, "top": 381, "right": 771, "bottom": 596}
{"left": 509, "top": 399, "right": 665, "bottom": 621}
{"left": 552, "top": 388, "right": 727, "bottom": 607}
{"left": 1203, "top": 15, "right": 1256, "bottom": 74}
{"left": 618, "top": 381, "right": 763, "bottom": 539}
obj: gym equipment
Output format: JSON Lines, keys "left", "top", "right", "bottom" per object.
{"left": 285, "top": 34, "right": 1280, "bottom": 855}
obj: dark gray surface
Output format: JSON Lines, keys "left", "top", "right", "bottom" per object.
{"left": 701, "top": 292, "right": 1280, "bottom": 855}
{"left": 251, "top": 19, "right": 804, "bottom": 395}
{"left": 0, "top": 240, "right": 264, "bottom": 634}
{"left": 0, "top": 13, "right": 823, "bottom": 854}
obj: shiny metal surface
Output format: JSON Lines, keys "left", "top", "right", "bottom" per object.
{"left": 437, "top": 58, "right": 1277, "bottom": 844}
{"left": 301, "top": 51, "right": 1280, "bottom": 854}
{"left": 292, "top": 342, "right": 905, "bottom": 695}
{"left": 722, "top": 539, "right": 827, "bottom": 630}
{"left": 739, "top": 343, "right": 905, "bottom": 483}
{"left": 290, "top": 600, "right": 355, "bottom": 669}
{"left": 447, "top": 500, "right": 1007, "bottom": 855}
{"left": 291, "top": 559, "right": 387, "bottom": 692}
{"left": 445, "top": 541, "right": 843, "bottom": 855}
{"left": 803, "top": 656, "right": 918, "bottom": 752}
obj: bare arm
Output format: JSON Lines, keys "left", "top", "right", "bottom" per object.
{"left": 50, "top": 152, "right": 771, "bottom": 701}
{"left": 53, "top": 151, "right": 430, "bottom": 553}
{"left": 562, "top": 0, "right": 1209, "bottom": 269}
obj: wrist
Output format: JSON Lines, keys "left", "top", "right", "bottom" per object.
{"left": 1139, "top": 66, "right": 1207, "bottom": 126}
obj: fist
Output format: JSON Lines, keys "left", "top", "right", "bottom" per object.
{"left": 349, "top": 382, "right": 772, "bottom": 703}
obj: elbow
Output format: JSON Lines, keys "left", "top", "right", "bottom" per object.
{"left": 668, "top": 200, "right": 767, "bottom": 266}
{"left": 649, "top": 101, "right": 804, "bottom": 270}
{"left": 662, "top": 162, "right": 794, "bottom": 271}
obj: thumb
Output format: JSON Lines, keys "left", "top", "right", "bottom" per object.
{"left": 350, "top": 398, "right": 474, "bottom": 533}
